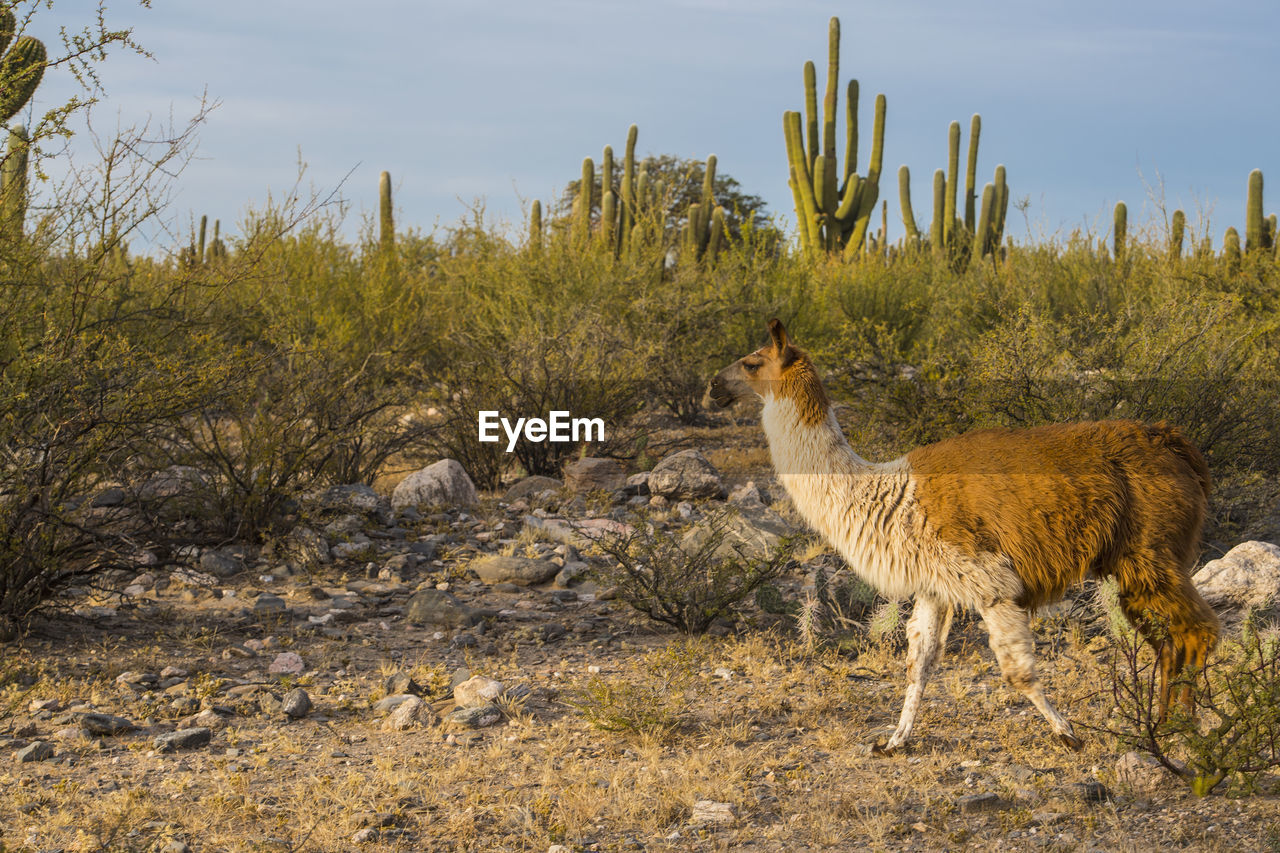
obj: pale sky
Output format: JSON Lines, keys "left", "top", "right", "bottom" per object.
{"left": 24, "top": 0, "right": 1280, "bottom": 251}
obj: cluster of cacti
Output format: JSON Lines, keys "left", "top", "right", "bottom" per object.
{"left": 1163, "top": 169, "right": 1279, "bottom": 268}
{"left": 783, "top": 17, "right": 885, "bottom": 259}
{"left": 179, "top": 214, "right": 227, "bottom": 267}
{"left": 0, "top": 9, "right": 46, "bottom": 246}
{"left": 681, "top": 154, "right": 727, "bottom": 262}
{"left": 899, "top": 114, "right": 1008, "bottom": 267}
{"left": 566, "top": 125, "right": 684, "bottom": 258}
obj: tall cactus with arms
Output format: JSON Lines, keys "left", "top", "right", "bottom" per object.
{"left": 784, "top": 17, "right": 885, "bottom": 259}
{"left": 0, "top": 9, "right": 45, "bottom": 246}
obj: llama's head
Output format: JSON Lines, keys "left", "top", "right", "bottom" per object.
{"left": 707, "top": 318, "right": 828, "bottom": 422}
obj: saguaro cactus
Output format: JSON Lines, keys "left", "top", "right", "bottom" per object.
{"left": 1113, "top": 201, "right": 1127, "bottom": 260}
{"left": 683, "top": 154, "right": 727, "bottom": 262}
{"left": 1223, "top": 226, "right": 1241, "bottom": 274}
{"left": 783, "top": 17, "right": 886, "bottom": 259}
{"left": 1246, "top": 169, "right": 1266, "bottom": 254}
{"left": 573, "top": 158, "right": 594, "bottom": 243}
{"left": 0, "top": 124, "right": 28, "bottom": 244}
{"left": 529, "top": 199, "right": 543, "bottom": 249}
{"left": 898, "top": 166, "right": 920, "bottom": 243}
{"left": 378, "top": 171, "right": 394, "bottom": 253}
{"left": 0, "top": 10, "right": 45, "bottom": 125}
{"left": 1169, "top": 209, "right": 1186, "bottom": 261}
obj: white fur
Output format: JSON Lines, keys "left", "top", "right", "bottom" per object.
{"left": 759, "top": 394, "right": 1080, "bottom": 751}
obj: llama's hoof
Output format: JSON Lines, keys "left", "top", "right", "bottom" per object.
{"left": 1058, "top": 732, "right": 1084, "bottom": 751}
{"left": 870, "top": 741, "right": 896, "bottom": 757}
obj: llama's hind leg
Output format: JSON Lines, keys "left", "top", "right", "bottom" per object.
{"left": 877, "top": 596, "right": 952, "bottom": 755}
{"left": 979, "top": 600, "right": 1083, "bottom": 750}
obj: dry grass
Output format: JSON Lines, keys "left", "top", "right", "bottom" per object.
{"left": 5, "top": 594, "right": 1280, "bottom": 852}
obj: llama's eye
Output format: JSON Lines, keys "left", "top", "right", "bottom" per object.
{"left": 744, "top": 362, "right": 759, "bottom": 374}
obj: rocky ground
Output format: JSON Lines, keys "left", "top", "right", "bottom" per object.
{"left": 4, "top": 422, "right": 1280, "bottom": 852}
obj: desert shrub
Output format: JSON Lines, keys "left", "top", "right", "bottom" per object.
{"left": 152, "top": 346, "right": 423, "bottom": 541}
{"left": 0, "top": 332, "right": 219, "bottom": 634}
{"left": 1099, "top": 610, "right": 1280, "bottom": 797}
{"left": 424, "top": 308, "right": 646, "bottom": 490}
{"left": 569, "top": 641, "right": 704, "bottom": 737}
{"left": 594, "top": 511, "right": 793, "bottom": 634}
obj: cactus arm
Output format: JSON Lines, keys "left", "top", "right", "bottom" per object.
{"left": 944, "top": 120, "right": 960, "bottom": 249}
{"left": 1169, "top": 209, "right": 1185, "bottom": 261}
{"left": 930, "top": 168, "right": 945, "bottom": 254}
{"left": 785, "top": 110, "right": 821, "bottom": 254}
{"left": 1246, "top": 169, "right": 1264, "bottom": 253}
{"left": 804, "top": 61, "right": 818, "bottom": 179}
{"left": 964, "top": 114, "right": 981, "bottom": 233}
{"left": 844, "top": 79, "right": 859, "bottom": 183}
{"left": 898, "top": 165, "right": 920, "bottom": 241}
{"left": 1113, "top": 201, "right": 1127, "bottom": 260}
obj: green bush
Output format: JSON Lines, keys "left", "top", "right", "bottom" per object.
{"left": 594, "top": 510, "right": 793, "bottom": 634}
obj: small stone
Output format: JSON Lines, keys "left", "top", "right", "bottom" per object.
{"left": 374, "top": 694, "right": 417, "bottom": 715}
{"left": 1115, "top": 751, "right": 1180, "bottom": 794}
{"left": 445, "top": 703, "right": 503, "bottom": 729}
{"left": 78, "top": 713, "right": 137, "bottom": 736}
{"left": 391, "top": 459, "right": 478, "bottom": 511}
{"left": 691, "top": 800, "right": 737, "bottom": 824}
{"left": 471, "top": 555, "right": 559, "bottom": 587}
{"left": 648, "top": 449, "right": 726, "bottom": 500}
{"left": 383, "top": 695, "right": 434, "bottom": 731}
{"left": 282, "top": 688, "right": 312, "bottom": 718}
{"left": 956, "top": 792, "right": 1008, "bottom": 814}
{"left": 383, "top": 671, "right": 423, "bottom": 697}
{"left": 268, "top": 652, "right": 305, "bottom": 675}
{"left": 154, "top": 727, "right": 212, "bottom": 753}
{"left": 200, "top": 550, "right": 243, "bottom": 579}
{"left": 160, "top": 666, "right": 189, "bottom": 679}
{"left": 14, "top": 741, "right": 54, "bottom": 763}
{"left": 253, "top": 593, "right": 288, "bottom": 614}
{"left": 160, "top": 841, "right": 192, "bottom": 853}
{"left": 454, "top": 675, "right": 503, "bottom": 708}
{"left": 1071, "top": 781, "right": 1112, "bottom": 804}
{"left": 562, "top": 457, "right": 626, "bottom": 493}
{"left": 189, "top": 709, "right": 227, "bottom": 730}
{"left": 503, "top": 476, "right": 563, "bottom": 502}
{"left": 405, "top": 589, "right": 478, "bottom": 627}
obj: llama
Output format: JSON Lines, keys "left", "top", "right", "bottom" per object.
{"left": 708, "top": 318, "right": 1219, "bottom": 752}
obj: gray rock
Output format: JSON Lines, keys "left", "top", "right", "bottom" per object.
{"left": 503, "top": 476, "right": 563, "bottom": 502}
{"left": 200, "top": 549, "right": 244, "bottom": 579}
{"left": 562, "top": 457, "right": 626, "bottom": 494}
{"left": 1115, "top": 751, "right": 1180, "bottom": 794}
{"left": 1193, "top": 540, "right": 1280, "bottom": 611}
{"left": 471, "top": 555, "right": 559, "bottom": 587}
{"left": 555, "top": 561, "right": 588, "bottom": 588}
{"left": 373, "top": 694, "right": 418, "bottom": 714}
{"left": 522, "top": 515, "right": 632, "bottom": 548}
{"left": 956, "top": 793, "right": 1009, "bottom": 814}
{"left": 382, "top": 695, "right": 433, "bottom": 731}
{"left": 91, "top": 487, "right": 127, "bottom": 508}
{"left": 406, "top": 589, "right": 479, "bottom": 627}
{"left": 383, "top": 671, "right": 423, "bottom": 697}
{"left": 253, "top": 593, "right": 288, "bottom": 614}
{"left": 624, "top": 472, "right": 650, "bottom": 496}
{"left": 409, "top": 536, "right": 445, "bottom": 559}
{"left": 331, "top": 540, "right": 376, "bottom": 561}
{"left": 154, "top": 727, "right": 212, "bottom": 753}
{"left": 682, "top": 504, "right": 796, "bottom": 563}
{"left": 14, "top": 741, "right": 54, "bottom": 763}
{"left": 648, "top": 450, "right": 725, "bottom": 500}
{"left": 284, "top": 526, "right": 332, "bottom": 569}
{"left": 138, "top": 465, "right": 212, "bottom": 503}
{"left": 391, "top": 460, "right": 478, "bottom": 511}
{"left": 445, "top": 703, "right": 503, "bottom": 729}
{"left": 454, "top": 675, "right": 503, "bottom": 708}
{"left": 282, "top": 688, "right": 312, "bottom": 718}
{"left": 728, "top": 480, "right": 770, "bottom": 508}
{"left": 78, "top": 713, "right": 136, "bottom": 736}
{"left": 307, "top": 484, "right": 391, "bottom": 522}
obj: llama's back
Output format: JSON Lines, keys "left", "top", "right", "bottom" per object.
{"left": 907, "top": 420, "right": 1209, "bottom": 609}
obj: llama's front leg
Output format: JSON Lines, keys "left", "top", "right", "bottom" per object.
{"left": 876, "top": 596, "right": 952, "bottom": 755}
{"left": 980, "top": 600, "right": 1083, "bottom": 750}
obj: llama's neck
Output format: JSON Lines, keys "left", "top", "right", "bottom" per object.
{"left": 760, "top": 395, "right": 868, "bottom": 480}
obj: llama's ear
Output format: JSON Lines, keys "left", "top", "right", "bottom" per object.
{"left": 768, "top": 318, "right": 789, "bottom": 352}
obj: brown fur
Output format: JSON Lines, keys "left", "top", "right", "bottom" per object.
{"left": 909, "top": 419, "right": 1219, "bottom": 711}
